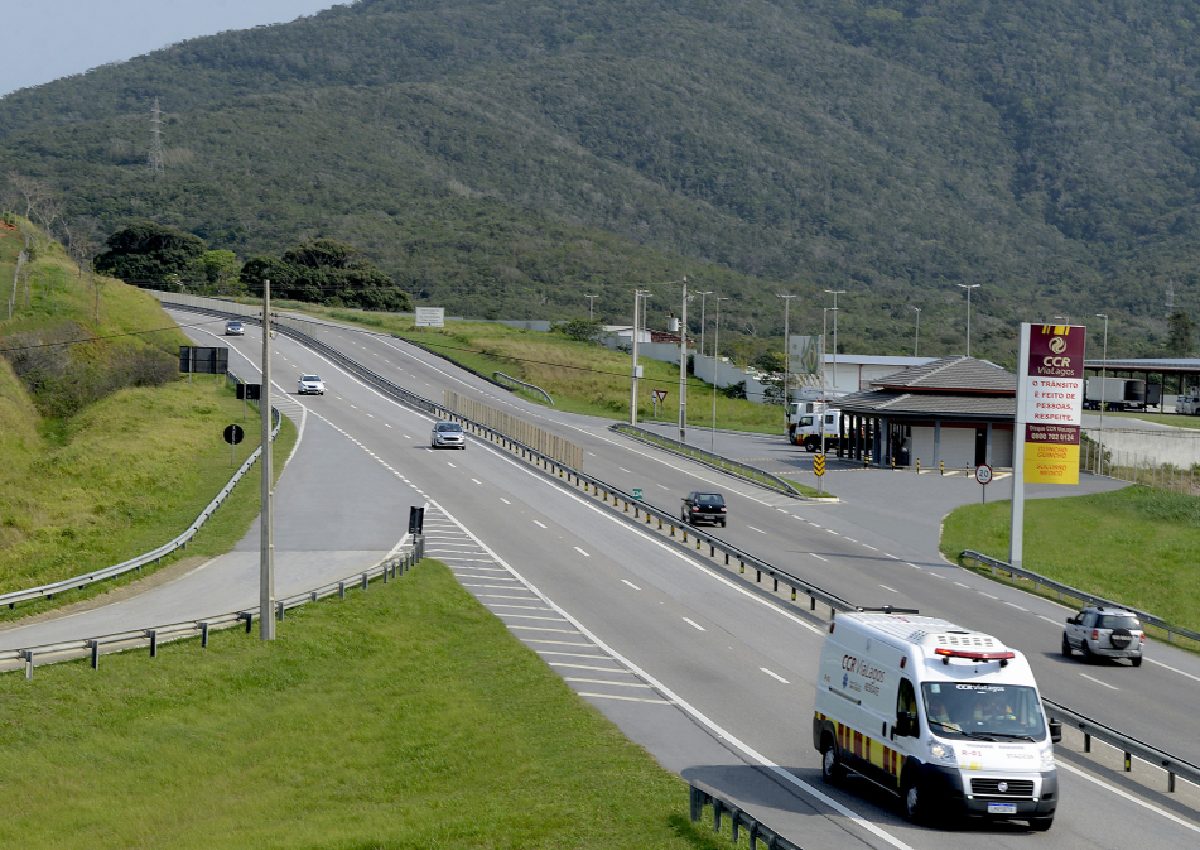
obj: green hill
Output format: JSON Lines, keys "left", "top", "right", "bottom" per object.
{"left": 2, "top": 0, "right": 1199, "bottom": 364}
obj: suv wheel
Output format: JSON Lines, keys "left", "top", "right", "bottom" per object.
{"left": 1080, "top": 641, "right": 1093, "bottom": 662}
{"left": 1060, "top": 634, "right": 1072, "bottom": 657}
{"left": 1131, "top": 656, "right": 1143, "bottom": 668}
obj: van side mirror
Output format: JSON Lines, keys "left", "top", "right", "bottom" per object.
{"left": 1049, "top": 718, "right": 1062, "bottom": 744}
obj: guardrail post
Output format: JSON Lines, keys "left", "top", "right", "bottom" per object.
{"left": 915, "top": 458, "right": 921, "bottom": 474}
{"left": 362, "top": 572, "right": 369, "bottom": 591}
{"left": 201, "top": 622, "right": 210, "bottom": 648}
{"left": 810, "top": 594, "right": 816, "bottom": 611}
{"left": 756, "top": 569, "right": 762, "bottom": 583}
{"left": 242, "top": 612, "right": 253, "bottom": 633}
{"left": 1124, "top": 752, "right": 1132, "bottom": 772}
{"left": 277, "top": 601, "right": 285, "bottom": 620}
{"left": 939, "top": 460, "right": 945, "bottom": 475}
{"left": 688, "top": 785, "right": 706, "bottom": 821}
{"left": 1084, "top": 731, "right": 1091, "bottom": 753}
{"left": 90, "top": 640, "right": 100, "bottom": 669}
{"left": 730, "top": 807, "right": 742, "bottom": 841}
{"left": 1168, "top": 771, "right": 1176, "bottom": 793}
{"left": 24, "top": 650, "right": 34, "bottom": 680}
{"left": 147, "top": 629, "right": 157, "bottom": 657}
{"left": 383, "top": 563, "right": 389, "bottom": 583}
{"left": 339, "top": 581, "right": 346, "bottom": 600}
{"left": 773, "top": 577, "right": 778, "bottom": 592}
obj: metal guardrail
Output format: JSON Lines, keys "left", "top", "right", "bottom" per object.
{"left": 689, "top": 783, "right": 802, "bottom": 849}
{"left": 1043, "top": 698, "right": 1200, "bottom": 793}
{"left": 0, "top": 396, "right": 282, "bottom": 611}
{"left": 160, "top": 300, "right": 1200, "bottom": 796}
{"left": 960, "top": 549, "right": 1200, "bottom": 645}
{"left": 493, "top": 371, "right": 553, "bottom": 404}
{"left": 2, "top": 536, "right": 423, "bottom": 677}
{"left": 614, "top": 423, "right": 806, "bottom": 499}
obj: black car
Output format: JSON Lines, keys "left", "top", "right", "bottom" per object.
{"left": 681, "top": 491, "right": 727, "bottom": 527}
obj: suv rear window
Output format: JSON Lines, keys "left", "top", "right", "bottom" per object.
{"left": 1097, "top": 615, "right": 1139, "bottom": 630}
{"left": 694, "top": 494, "right": 724, "bottom": 505}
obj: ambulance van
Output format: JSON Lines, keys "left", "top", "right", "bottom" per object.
{"left": 813, "top": 610, "right": 1061, "bottom": 829}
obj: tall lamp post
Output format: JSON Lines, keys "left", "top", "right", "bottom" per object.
{"left": 678, "top": 277, "right": 688, "bottom": 442}
{"left": 695, "top": 290, "right": 713, "bottom": 359}
{"left": 629, "top": 289, "right": 651, "bottom": 426}
{"left": 824, "top": 289, "right": 845, "bottom": 395}
{"left": 584, "top": 294, "right": 598, "bottom": 321}
{"left": 957, "top": 283, "right": 981, "bottom": 356}
{"left": 1095, "top": 312, "right": 1109, "bottom": 474}
{"left": 711, "top": 296, "right": 728, "bottom": 450}
{"left": 911, "top": 305, "right": 921, "bottom": 356}
{"left": 777, "top": 293, "right": 796, "bottom": 414}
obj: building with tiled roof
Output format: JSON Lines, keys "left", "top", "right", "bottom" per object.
{"left": 835, "top": 356, "right": 1017, "bottom": 469}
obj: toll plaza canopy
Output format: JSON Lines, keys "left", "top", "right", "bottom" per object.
{"left": 1083, "top": 359, "right": 1200, "bottom": 399}
{"left": 836, "top": 356, "right": 1016, "bottom": 470}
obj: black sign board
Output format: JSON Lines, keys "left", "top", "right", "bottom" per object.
{"left": 236, "top": 383, "right": 261, "bottom": 400}
{"left": 408, "top": 506, "right": 425, "bottom": 535}
{"left": 180, "top": 346, "right": 229, "bottom": 375}
{"left": 223, "top": 424, "right": 245, "bottom": 446}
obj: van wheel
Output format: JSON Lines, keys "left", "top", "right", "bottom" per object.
{"left": 1061, "top": 634, "right": 1072, "bottom": 657}
{"left": 902, "top": 775, "right": 927, "bottom": 824}
{"left": 820, "top": 738, "right": 845, "bottom": 784}
{"left": 1029, "top": 816, "right": 1054, "bottom": 831}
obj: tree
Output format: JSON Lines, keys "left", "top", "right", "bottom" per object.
{"left": 1166, "top": 311, "right": 1194, "bottom": 356}
{"left": 94, "top": 221, "right": 207, "bottom": 286}
{"left": 553, "top": 318, "right": 603, "bottom": 343}
{"left": 192, "top": 249, "right": 243, "bottom": 295}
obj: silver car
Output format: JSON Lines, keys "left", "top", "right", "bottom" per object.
{"left": 297, "top": 374, "right": 325, "bottom": 395}
{"left": 431, "top": 421, "right": 466, "bottom": 450}
{"left": 1062, "top": 605, "right": 1144, "bottom": 666}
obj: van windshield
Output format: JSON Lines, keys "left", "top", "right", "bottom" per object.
{"left": 921, "top": 683, "right": 1046, "bottom": 741}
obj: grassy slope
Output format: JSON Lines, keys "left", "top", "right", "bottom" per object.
{"left": 0, "top": 225, "right": 297, "bottom": 614}
{"left": 0, "top": 562, "right": 720, "bottom": 850}
{"left": 941, "top": 487, "right": 1200, "bottom": 631}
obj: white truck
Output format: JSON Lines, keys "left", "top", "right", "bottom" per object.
{"left": 813, "top": 610, "right": 1060, "bottom": 829}
{"left": 1083, "top": 376, "right": 1146, "bottom": 411}
{"left": 786, "top": 401, "right": 841, "bottom": 452}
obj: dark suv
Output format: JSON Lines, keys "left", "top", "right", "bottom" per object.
{"left": 681, "top": 491, "right": 727, "bottom": 527}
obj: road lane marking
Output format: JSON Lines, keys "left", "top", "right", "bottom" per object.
{"left": 621, "top": 579, "right": 642, "bottom": 591}
{"left": 747, "top": 525, "right": 766, "bottom": 534}
{"left": 550, "top": 662, "right": 625, "bottom": 673}
{"left": 532, "top": 520, "right": 547, "bottom": 528}
{"left": 760, "top": 667, "right": 790, "bottom": 684}
{"left": 1146, "top": 658, "right": 1200, "bottom": 684}
{"left": 879, "top": 584, "right": 897, "bottom": 593}
{"left": 1080, "top": 673, "right": 1119, "bottom": 690}
{"left": 500, "top": 497, "right": 511, "bottom": 504}
{"left": 577, "top": 692, "right": 671, "bottom": 704}
{"left": 682, "top": 617, "right": 706, "bottom": 631}
{"left": 1056, "top": 761, "right": 1200, "bottom": 834}
{"left": 565, "top": 677, "right": 652, "bottom": 689}
{"left": 575, "top": 547, "right": 590, "bottom": 557}
{"left": 810, "top": 553, "right": 828, "bottom": 562}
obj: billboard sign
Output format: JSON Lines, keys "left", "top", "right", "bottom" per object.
{"left": 415, "top": 307, "right": 445, "bottom": 328}
{"left": 1015, "top": 324, "right": 1085, "bottom": 485}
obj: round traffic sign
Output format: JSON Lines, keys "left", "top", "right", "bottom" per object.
{"left": 223, "top": 424, "right": 245, "bottom": 446}
{"left": 975, "top": 463, "right": 993, "bottom": 485}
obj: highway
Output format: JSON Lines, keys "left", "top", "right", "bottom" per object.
{"left": 2, "top": 303, "right": 1197, "bottom": 849}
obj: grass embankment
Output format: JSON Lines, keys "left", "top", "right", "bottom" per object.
{"left": 0, "top": 561, "right": 720, "bottom": 850}
{"left": 1, "top": 222, "right": 297, "bottom": 614}
{"left": 284, "top": 302, "right": 785, "bottom": 435}
{"left": 942, "top": 486, "right": 1200, "bottom": 634}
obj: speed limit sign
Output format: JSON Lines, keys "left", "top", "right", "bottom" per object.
{"left": 974, "top": 464, "right": 993, "bottom": 485}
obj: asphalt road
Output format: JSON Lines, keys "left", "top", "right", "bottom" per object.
{"left": 3, "top": 302, "right": 1197, "bottom": 849}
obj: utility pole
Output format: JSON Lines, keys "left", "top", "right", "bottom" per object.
{"left": 630, "top": 289, "right": 650, "bottom": 426}
{"left": 678, "top": 276, "right": 688, "bottom": 442}
{"left": 259, "top": 279, "right": 275, "bottom": 640}
{"left": 778, "top": 293, "right": 796, "bottom": 415}
{"left": 824, "top": 289, "right": 845, "bottom": 395}
{"left": 711, "top": 296, "right": 728, "bottom": 450}
{"left": 584, "top": 294, "right": 598, "bottom": 321}
{"left": 957, "top": 283, "right": 981, "bottom": 356}
{"left": 148, "top": 97, "right": 165, "bottom": 177}
{"left": 1095, "top": 312, "right": 1109, "bottom": 475}
{"left": 695, "top": 290, "right": 713, "bottom": 359}
{"left": 911, "top": 305, "right": 921, "bottom": 356}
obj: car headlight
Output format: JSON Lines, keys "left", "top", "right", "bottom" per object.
{"left": 929, "top": 741, "right": 956, "bottom": 764}
{"left": 1040, "top": 745, "right": 1056, "bottom": 771}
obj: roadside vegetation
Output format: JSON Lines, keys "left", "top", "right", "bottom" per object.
{"left": 0, "top": 222, "right": 296, "bottom": 615}
{"left": 0, "top": 561, "right": 721, "bottom": 850}
{"left": 942, "top": 486, "right": 1200, "bottom": 635}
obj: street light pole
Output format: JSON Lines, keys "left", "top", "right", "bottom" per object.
{"left": 678, "top": 277, "right": 688, "bottom": 442}
{"left": 711, "top": 296, "right": 728, "bottom": 451}
{"left": 630, "top": 289, "right": 648, "bottom": 426}
{"left": 957, "top": 283, "right": 981, "bottom": 356}
{"left": 824, "top": 289, "right": 845, "bottom": 394}
{"left": 259, "top": 278, "right": 275, "bottom": 640}
{"left": 1095, "top": 312, "right": 1109, "bottom": 474}
{"left": 777, "top": 293, "right": 796, "bottom": 414}
{"left": 911, "top": 305, "right": 921, "bottom": 356}
{"left": 695, "top": 290, "right": 713, "bottom": 360}
{"left": 584, "top": 294, "right": 598, "bottom": 321}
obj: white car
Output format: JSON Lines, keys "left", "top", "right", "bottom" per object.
{"left": 431, "top": 421, "right": 466, "bottom": 450}
{"left": 297, "top": 374, "right": 325, "bottom": 395}
{"left": 224, "top": 320, "right": 245, "bottom": 336}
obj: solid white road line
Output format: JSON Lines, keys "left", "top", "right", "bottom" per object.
{"left": 1079, "top": 673, "right": 1119, "bottom": 690}
{"left": 760, "top": 667, "right": 790, "bottom": 684}
{"left": 682, "top": 617, "right": 706, "bottom": 632}
{"left": 621, "top": 579, "right": 642, "bottom": 591}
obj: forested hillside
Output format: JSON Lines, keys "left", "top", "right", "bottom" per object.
{"left": 2, "top": 0, "right": 1198, "bottom": 365}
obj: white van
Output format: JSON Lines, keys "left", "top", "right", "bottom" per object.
{"left": 813, "top": 610, "right": 1060, "bottom": 830}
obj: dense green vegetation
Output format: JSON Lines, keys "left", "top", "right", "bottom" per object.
{"left": 3, "top": 0, "right": 1199, "bottom": 367}
{"left": 0, "top": 561, "right": 720, "bottom": 850}
{"left": 942, "top": 486, "right": 1200, "bottom": 633}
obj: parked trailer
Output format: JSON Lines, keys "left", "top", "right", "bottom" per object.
{"left": 1083, "top": 377, "right": 1147, "bottom": 411}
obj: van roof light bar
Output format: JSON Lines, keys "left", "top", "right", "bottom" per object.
{"left": 934, "top": 647, "right": 1015, "bottom": 665}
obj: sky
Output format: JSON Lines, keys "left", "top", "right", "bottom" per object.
{"left": 1, "top": 1, "right": 344, "bottom": 97}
